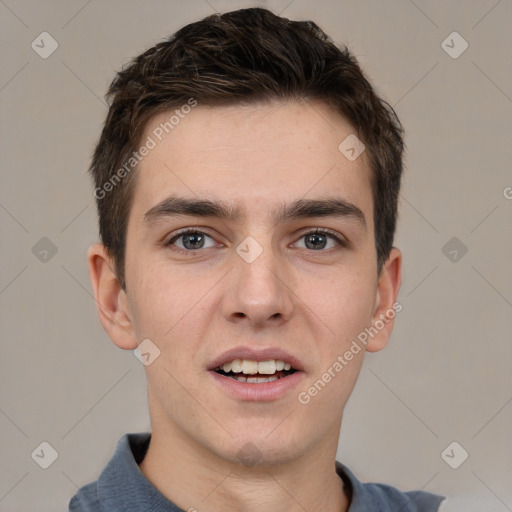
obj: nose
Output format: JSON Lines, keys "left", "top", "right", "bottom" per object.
{"left": 222, "top": 241, "right": 294, "bottom": 329}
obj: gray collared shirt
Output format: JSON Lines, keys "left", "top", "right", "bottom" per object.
{"left": 69, "top": 432, "right": 446, "bottom": 511}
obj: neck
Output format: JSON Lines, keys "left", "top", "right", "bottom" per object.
{"left": 138, "top": 410, "right": 350, "bottom": 512}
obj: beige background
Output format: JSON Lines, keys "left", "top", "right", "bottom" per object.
{"left": 1, "top": 0, "right": 511, "bottom": 510}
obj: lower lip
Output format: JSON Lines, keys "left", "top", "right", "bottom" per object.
{"left": 208, "top": 370, "right": 305, "bottom": 402}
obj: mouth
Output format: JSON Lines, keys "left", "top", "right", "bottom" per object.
{"left": 213, "top": 359, "right": 298, "bottom": 383}
{"left": 207, "top": 347, "right": 305, "bottom": 400}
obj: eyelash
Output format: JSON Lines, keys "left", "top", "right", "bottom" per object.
{"left": 165, "top": 227, "right": 346, "bottom": 252}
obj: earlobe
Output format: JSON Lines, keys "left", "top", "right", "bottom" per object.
{"left": 87, "top": 243, "right": 138, "bottom": 350}
{"left": 365, "top": 247, "right": 402, "bottom": 353}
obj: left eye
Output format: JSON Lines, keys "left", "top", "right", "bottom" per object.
{"left": 294, "top": 230, "right": 341, "bottom": 251}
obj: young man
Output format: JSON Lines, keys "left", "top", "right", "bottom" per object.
{"left": 70, "top": 7, "right": 446, "bottom": 512}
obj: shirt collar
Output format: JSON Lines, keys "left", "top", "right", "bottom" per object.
{"left": 97, "top": 432, "right": 182, "bottom": 511}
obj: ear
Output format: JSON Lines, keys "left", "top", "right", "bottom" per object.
{"left": 365, "top": 247, "right": 402, "bottom": 353}
{"left": 87, "top": 243, "right": 138, "bottom": 350}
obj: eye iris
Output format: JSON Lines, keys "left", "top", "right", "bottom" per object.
{"left": 183, "top": 232, "right": 204, "bottom": 250}
{"left": 305, "top": 232, "right": 327, "bottom": 250}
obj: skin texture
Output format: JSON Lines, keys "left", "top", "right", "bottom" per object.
{"left": 88, "top": 99, "right": 402, "bottom": 512}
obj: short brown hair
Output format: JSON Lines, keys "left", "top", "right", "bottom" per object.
{"left": 89, "top": 7, "right": 404, "bottom": 289}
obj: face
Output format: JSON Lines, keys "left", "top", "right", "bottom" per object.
{"left": 91, "top": 100, "right": 401, "bottom": 467}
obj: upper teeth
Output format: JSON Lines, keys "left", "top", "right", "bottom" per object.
{"left": 219, "top": 359, "right": 292, "bottom": 375}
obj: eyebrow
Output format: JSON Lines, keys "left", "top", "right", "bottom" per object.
{"left": 143, "top": 194, "right": 367, "bottom": 230}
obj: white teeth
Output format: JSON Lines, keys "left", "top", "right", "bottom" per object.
{"left": 234, "top": 375, "right": 247, "bottom": 382}
{"left": 245, "top": 376, "right": 279, "bottom": 383}
{"left": 258, "top": 360, "right": 276, "bottom": 375}
{"left": 230, "top": 359, "right": 242, "bottom": 372}
{"left": 218, "top": 359, "right": 293, "bottom": 374}
{"left": 241, "top": 360, "right": 259, "bottom": 375}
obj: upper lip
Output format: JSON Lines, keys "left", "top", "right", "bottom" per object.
{"left": 208, "top": 346, "right": 305, "bottom": 372}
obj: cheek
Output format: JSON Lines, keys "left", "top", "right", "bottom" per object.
{"left": 303, "top": 271, "right": 376, "bottom": 345}
{"left": 295, "top": 277, "right": 373, "bottom": 417}
{"left": 126, "top": 258, "right": 170, "bottom": 333}
{"left": 127, "top": 261, "right": 213, "bottom": 353}
{"left": 339, "top": 287, "right": 375, "bottom": 333}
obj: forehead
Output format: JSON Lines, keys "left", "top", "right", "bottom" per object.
{"left": 131, "top": 100, "right": 373, "bottom": 225}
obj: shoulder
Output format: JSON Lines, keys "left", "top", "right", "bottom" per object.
{"left": 67, "top": 432, "right": 151, "bottom": 511}
{"left": 361, "top": 481, "right": 446, "bottom": 511}
{"left": 68, "top": 481, "right": 102, "bottom": 512}
{"left": 336, "top": 462, "right": 446, "bottom": 512}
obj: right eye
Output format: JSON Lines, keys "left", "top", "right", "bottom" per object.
{"left": 166, "top": 229, "right": 218, "bottom": 252}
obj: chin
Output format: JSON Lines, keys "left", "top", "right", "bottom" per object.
{"left": 214, "top": 429, "right": 306, "bottom": 468}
